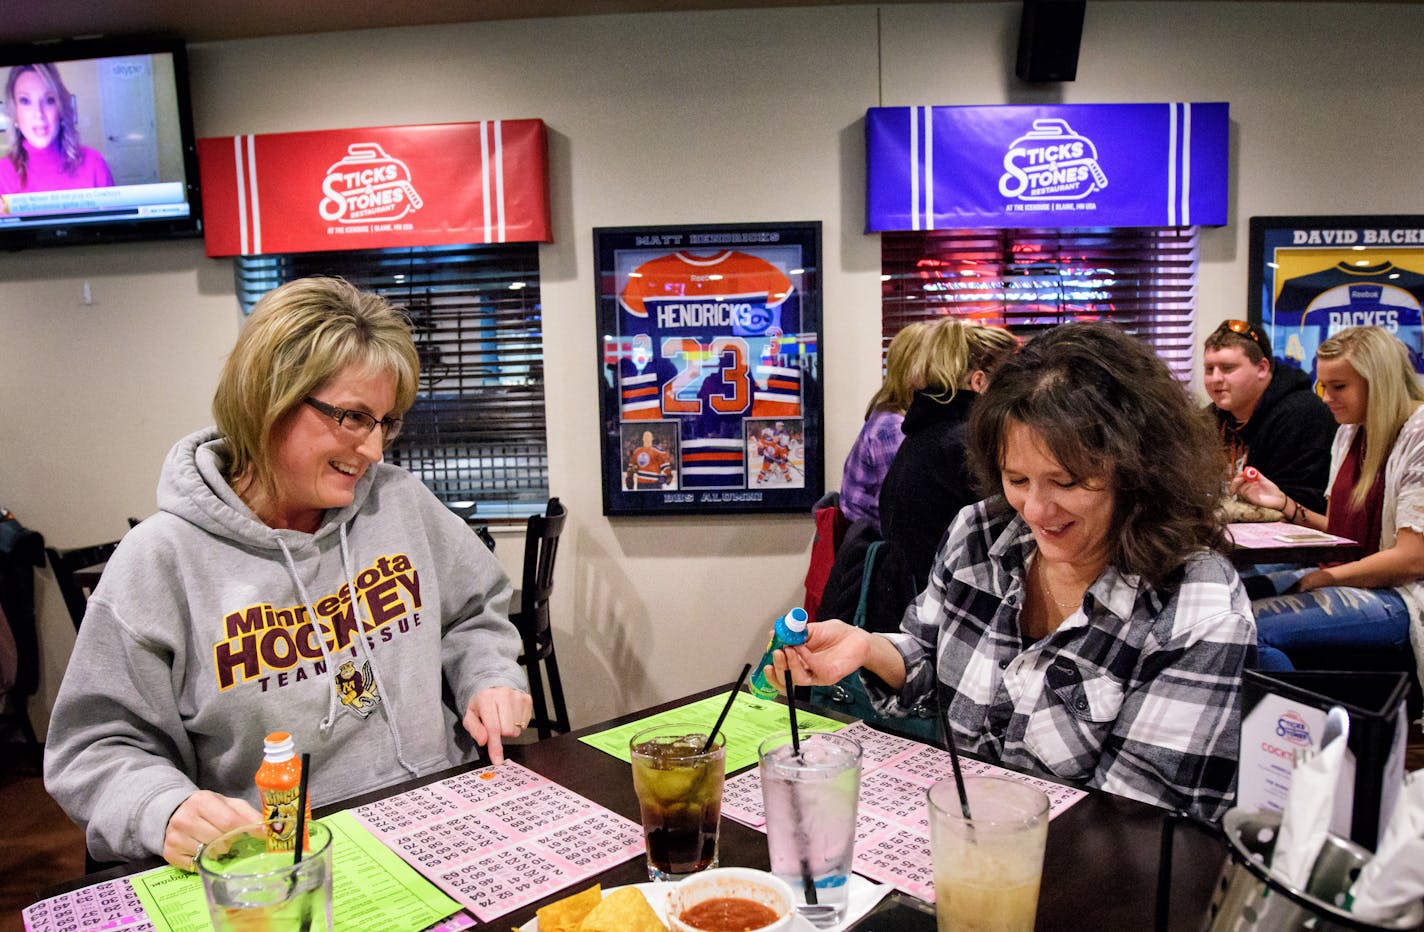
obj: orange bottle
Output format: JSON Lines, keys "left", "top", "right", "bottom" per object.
{"left": 255, "top": 731, "right": 310, "bottom": 852}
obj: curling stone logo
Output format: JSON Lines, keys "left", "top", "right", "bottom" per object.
{"left": 319, "top": 143, "right": 424, "bottom": 224}
{"left": 998, "top": 119, "right": 1109, "bottom": 202}
{"left": 1275, "top": 709, "right": 1313, "bottom": 746}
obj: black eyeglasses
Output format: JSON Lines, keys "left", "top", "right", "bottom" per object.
{"left": 1215, "top": 319, "right": 1273, "bottom": 358}
{"left": 303, "top": 397, "right": 403, "bottom": 444}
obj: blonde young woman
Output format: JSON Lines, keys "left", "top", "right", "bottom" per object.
{"left": 1233, "top": 325, "right": 1424, "bottom": 674}
{"left": 838, "top": 321, "right": 934, "bottom": 530}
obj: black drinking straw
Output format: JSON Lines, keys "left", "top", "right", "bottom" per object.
{"left": 291, "top": 752, "right": 312, "bottom": 932}
{"left": 702, "top": 663, "right": 752, "bottom": 753}
{"left": 784, "top": 669, "right": 817, "bottom": 906}
{"left": 944, "top": 726, "right": 973, "bottom": 821}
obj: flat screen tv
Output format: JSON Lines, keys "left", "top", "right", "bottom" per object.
{"left": 0, "top": 36, "right": 201, "bottom": 250}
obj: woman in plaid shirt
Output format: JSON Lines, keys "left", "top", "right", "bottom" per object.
{"left": 772, "top": 322, "right": 1255, "bottom": 821}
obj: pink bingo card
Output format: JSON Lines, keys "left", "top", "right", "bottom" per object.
{"left": 23, "top": 876, "right": 154, "bottom": 932}
{"left": 721, "top": 722, "right": 1086, "bottom": 901}
{"left": 349, "top": 761, "right": 644, "bottom": 922}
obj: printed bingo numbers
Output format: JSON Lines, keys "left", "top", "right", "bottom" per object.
{"left": 23, "top": 876, "right": 153, "bottom": 932}
{"left": 720, "top": 721, "right": 1087, "bottom": 902}
{"left": 350, "top": 761, "right": 644, "bottom": 921}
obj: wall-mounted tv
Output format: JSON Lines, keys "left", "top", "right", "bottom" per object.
{"left": 0, "top": 36, "right": 201, "bottom": 250}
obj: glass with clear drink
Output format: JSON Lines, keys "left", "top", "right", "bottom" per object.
{"left": 758, "top": 730, "right": 862, "bottom": 924}
{"left": 197, "top": 818, "right": 333, "bottom": 932}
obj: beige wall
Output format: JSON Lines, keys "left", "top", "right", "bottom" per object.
{"left": 3, "top": 2, "right": 1421, "bottom": 739}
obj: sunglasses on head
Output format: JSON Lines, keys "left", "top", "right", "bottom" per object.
{"left": 1216, "top": 319, "right": 1272, "bottom": 357}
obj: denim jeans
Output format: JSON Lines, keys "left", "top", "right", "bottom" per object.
{"left": 1251, "top": 585, "right": 1411, "bottom": 671}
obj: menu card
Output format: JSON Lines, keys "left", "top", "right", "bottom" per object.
{"left": 348, "top": 761, "right": 645, "bottom": 921}
{"left": 721, "top": 721, "right": 1087, "bottom": 901}
{"left": 579, "top": 688, "right": 845, "bottom": 773}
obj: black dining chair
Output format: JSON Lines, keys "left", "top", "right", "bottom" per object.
{"left": 513, "top": 497, "right": 569, "bottom": 740}
{"left": 45, "top": 541, "right": 121, "bottom": 631}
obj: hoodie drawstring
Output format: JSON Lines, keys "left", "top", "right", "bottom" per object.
{"left": 276, "top": 537, "right": 341, "bottom": 733}
{"left": 276, "top": 528, "right": 419, "bottom": 778}
{"left": 338, "top": 523, "right": 418, "bottom": 775}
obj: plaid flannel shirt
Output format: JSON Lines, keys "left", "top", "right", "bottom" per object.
{"left": 869, "top": 498, "right": 1255, "bottom": 822}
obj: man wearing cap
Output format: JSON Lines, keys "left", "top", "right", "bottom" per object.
{"left": 1203, "top": 319, "right": 1336, "bottom": 513}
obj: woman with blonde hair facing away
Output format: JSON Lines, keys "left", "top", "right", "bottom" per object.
{"left": 879, "top": 320, "right": 1018, "bottom": 589}
{"left": 1233, "top": 325, "right": 1424, "bottom": 675}
{"left": 1, "top": 62, "right": 114, "bottom": 194}
{"left": 46, "top": 278, "right": 532, "bottom": 869}
{"left": 838, "top": 321, "right": 933, "bottom": 530}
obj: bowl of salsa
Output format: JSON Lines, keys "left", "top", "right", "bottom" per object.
{"left": 667, "top": 867, "right": 793, "bottom": 932}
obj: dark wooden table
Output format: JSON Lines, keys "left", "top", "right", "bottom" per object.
{"left": 45, "top": 686, "right": 1229, "bottom": 930}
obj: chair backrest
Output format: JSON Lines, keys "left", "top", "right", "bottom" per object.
{"left": 517, "top": 498, "right": 566, "bottom": 649}
{"left": 45, "top": 541, "right": 120, "bottom": 631}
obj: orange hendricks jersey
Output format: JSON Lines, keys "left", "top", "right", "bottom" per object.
{"left": 618, "top": 251, "right": 794, "bottom": 337}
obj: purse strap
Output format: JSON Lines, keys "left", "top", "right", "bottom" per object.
{"left": 851, "top": 540, "right": 883, "bottom": 630}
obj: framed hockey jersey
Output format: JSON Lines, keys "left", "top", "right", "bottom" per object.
{"left": 1249, "top": 215, "right": 1424, "bottom": 378}
{"left": 594, "top": 222, "right": 825, "bottom": 516}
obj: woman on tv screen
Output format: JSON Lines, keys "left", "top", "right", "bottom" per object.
{"left": 1, "top": 62, "right": 114, "bottom": 195}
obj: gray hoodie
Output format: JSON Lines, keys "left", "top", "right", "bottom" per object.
{"left": 45, "top": 428, "right": 528, "bottom": 862}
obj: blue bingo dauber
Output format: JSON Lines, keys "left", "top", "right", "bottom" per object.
{"left": 748, "top": 607, "right": 810, "bottom": 700}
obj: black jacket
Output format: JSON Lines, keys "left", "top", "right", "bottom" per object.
{"left": 817, "top": 520, "right": 917, "bottom": 636}
{"left": 0, "top": 516, "right": 44, "bottom": 699}
{"left": 1211, "top": 364, "right": 1336, "bottom": 514}
{"left": 878, "top": 389, "right": 981, "bottom": 592}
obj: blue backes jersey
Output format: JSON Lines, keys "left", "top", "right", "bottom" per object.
{"left": 1272, "top": 261, "right": 1424, "bottom": 372}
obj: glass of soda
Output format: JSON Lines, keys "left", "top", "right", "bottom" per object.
{"left": 758, "top": 730, "right": 862, "bottom": 924}
{"left": 630, "top": 722, "right": 726, "bottom": 881}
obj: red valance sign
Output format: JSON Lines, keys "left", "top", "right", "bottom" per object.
{"left": 197, "top": 120, "right": 551, "bottom": 256}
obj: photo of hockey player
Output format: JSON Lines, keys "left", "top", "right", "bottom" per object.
{"left": 1250, "top": 216, "right": 1424, "bottom": 380}
{"left": 746, "top": 417, "right": 805, "bottom": 488}
{"left": 621, "top": 422, "right": 679, "bottom": 491}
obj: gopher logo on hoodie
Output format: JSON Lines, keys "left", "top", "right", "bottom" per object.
{"left": 334, "top": 660, "right": 381, "bottom": 716}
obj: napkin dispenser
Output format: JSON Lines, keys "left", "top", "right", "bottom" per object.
{"left": 1237, "top": 670, "right": 1409, "bottom": 850}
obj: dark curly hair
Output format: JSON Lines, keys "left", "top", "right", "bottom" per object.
{"left": 967, "top": 322, "right": 1226, "bottom": 587}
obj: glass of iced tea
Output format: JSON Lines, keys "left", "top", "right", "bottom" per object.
{"left": 630, "top": 722, "right": 726, "bottom": 881}
{"left": 927, "top": 776, "right": 1048, "bottom": 932}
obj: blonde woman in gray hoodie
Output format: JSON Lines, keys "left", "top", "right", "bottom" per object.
{"left": 46, "top": 278, "right": 532, "bottom": 870}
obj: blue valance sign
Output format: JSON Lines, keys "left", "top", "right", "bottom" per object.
{"left": 866, "top": 103, "right": 1229, "bottom": 231}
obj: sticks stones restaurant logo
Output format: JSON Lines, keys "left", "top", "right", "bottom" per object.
{"left": 319, "top": 143, "right": 425, "bottom": 226}
{"left": 212, "top": 553, "right": 423, "bottom": 692}
{"left": 997, "top": 118, "right": 1109, "bottom": 203}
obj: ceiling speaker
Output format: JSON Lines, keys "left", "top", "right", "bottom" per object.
{"left": 1016, "top": 0, "right": 1087, "bottom": 83}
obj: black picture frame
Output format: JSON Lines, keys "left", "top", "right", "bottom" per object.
{"left": 1248, "top": 215, "right": 1424, "bottom": 377}
{"left": 594, "top": 221, "right": 825, "bottom": 516}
